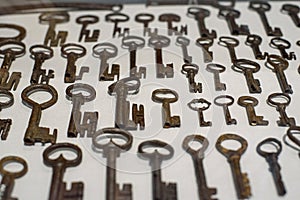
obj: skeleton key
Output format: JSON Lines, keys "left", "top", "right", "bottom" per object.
{"left": 269, "top": 37, "right": 296, "bottom": 60}
{"left": 196, "top": 37, "right": 213, "bottom": 63}
{"left": 249, "top": 1, "right": 282, "bottom": 36}
{"left": 216, "top": 133, "right": 251, "bottom": 199}
{"left": 76, "top": 15, "right": 100, "bottom": 42}
{"left": 188, "top": 98, "right": 212, "bottom": 127}
{"left": 159, "top": 13, "right": 187, "bottom": 36}
{"left": 238, "top": 96, "right": 268, "bottom": 126}
{"left": 245, "top": 34, "right": 268, "bottom": 60}
{"left": 176, "top": 36, "right": 192, "bottom": 64}
{"left": 187, "top": 7, "right": 217, "bottom": 39}
{"left": 257, "top": 138, "right": 286, "bottom": 196}
{"left": 281, "top": 4, "right": 300, "bottom": 28}
{"left": 267, "top": 92, "right": 295, "bottom": 127}
{"left": 122, "top": 35, "right": 146, "bottom": 79}
{"left": 181, "top": 63, "right": 202, "bottom": 93}
{"left": 218, "top": 36, "right": 239, "bottom": 63}
{"left": 105, "top": 12, "right": 130, "bottom": 38}
{"left": 138, "top": 140, "right": 177, "bottom": 200}
{"left": 182, "top": 135, "right": 218, "bottom": 200}
{"left": 265, "top": 54, "right": 293, "bottom": 94}
{"left": 149, "top": 35, "right": 174, "bottom": 78}
{"left": 0, "top": 23, "right": 26, "bottom": 42}
{"left": 21, "top": 84, "right": 58, "bottom": 145}
{"left": 0, "top": 90, "right": 14, "bottom": 140}
{"left": 206, "top": 63, "right": 226, "bottom": 91}
{"left": 93, "top": 42, "right": 120, "bottom": 81}
{"left": 39, "top": 11, "right": 69, "bottom": 47}
{"left": 135, "top": 13, "right": 158, "bottom": 37}
{"left": 43, "top": 143, "right": 83, "bottom": 200}
{"left": 152, "top": 88, "right": 180, "bottom": 128}
{"left": 284, "top": 126, "right": 300, "bottom": 157}
{"left": 214, "top": 95, "right": 237, "bottom": 125}
{"left": 108, "top": 77, "right": 145, "bottom": 130}
{"left": 66, "top": 83, "right": 98, "bottom": 138}
{"left": 92, "top": 128, "right": 133, "bottom": 200}
{"left": 0, "top": 156, "right": 28, "bottom": 200}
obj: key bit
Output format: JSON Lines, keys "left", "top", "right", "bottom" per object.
{"left": 176, "top": 36, "right": 192, "bottom": 64}
{"left": 218, "top": 36, "right": 239, "bottom": 63}
{"left": 281, "top": 4, "right": 300, "bottom": 28}
{"left": 0, "top": 23, "right": 26, "bottom": 42}
{"left": 214, "top": 95, "right": 237, "bottom": 125}
{"left": 135, "top": 13, "right": 158, "bottom": 37}
{"left": 196, "top": 37, "right": 213, "bottom": 63}
{"left": 76, "top": 15, "right": 100, "bottom": 42}
{"left": 159, "top": 13, "right": 187, "bottom": 36}
{"left": 245, "top": 34, "right": 268, "bottom": 60}
{"left": 269, "top": 37, "right": 296, "bottom": 60}
{"left": 105, "top": 12, "right": 130, "bottom": 38}
{"left": 0, "top": 90, "right": 14, "bottom": 140}
{"left": 181, "top": 63, "right": 202, "bottom": 93}
{"left": 206, "top": 63, "right": 226, "bottom": 91}
{"left": 188, "top": 98, "right": 212, "bottom": 127}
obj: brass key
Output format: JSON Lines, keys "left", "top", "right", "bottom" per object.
{"left": 269, "top": 37, "right": 296, "bottom": 60}
{"left": 181, "top": 63, "right": 202, "bottom": 93}
{"left": 76, "top": 15, "right": 100, "bottom": 42}
{"left": 188, "top": 98, "right": 212, "bottom": 127}
{"left": 0, "top": 90, "right": 14, "bottom": 140}
{"left": 214, "top": 95, "right": 237, "bottom": 125}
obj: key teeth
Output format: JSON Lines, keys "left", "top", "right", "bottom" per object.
{"left": 64, "top": 182, "right": 84, "bottom": 199}
{"left": 132, "top": 104, "right": 145, "bottom": 130}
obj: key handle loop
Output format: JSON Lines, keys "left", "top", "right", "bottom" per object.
{"left": 281, "top": 4, "right": 300, "bottom": 14}
{"left": 39, "top": 11, "right": 70, "bottom": 24}
{"left": 265, "top": 54, "right": 288, "bottom": 71}
{"left": 61, "top": 43, "right": 86, "bottom": 59}
{"left": 249, "top": 1, "right": 271, "bottom": 12}
{"left": 297, "top": 40, "right": 300, "bottom": 46}
{"left": 30, "top": 44, "right": 53, "bottom": 60}
{"left": 206, "top": 63, "right": 226, "bottom": 73}
{"left": 214, "top": 95, "right": 234, "bottom": 106}
{"left": 176, "top": 36, "right": 190, "bottom": 46}
{"left": 267, "top": 92, "right": 290, "bottom": 107}
{"left": 188, "top": 98, "right": 211, "bottom": 111}
{"left": 218, "top": 8, "right": 240, "bottom": 19}
{"left": 92, "top": 42, "right": 118, "bottom": 58}
{"left": 181, "top": 63, "right": 199, "bottom": 75}
{"left": 138, "top": 140, "right": 174, "bottom": 161}
{"left": 196, "top": 37, "right": 213, "bottom": 47}
{"left": 256, "top": 138, "right": 282, "bottom": 158}
{"left": 76, "top": 15, "right": 99, "bottom": 24}
{"left": 182, "top": 134, "right": 208, "bottom": 158}
{"left": 270, "top": 37, "right": 291, "bottom": 49}
{"left": 238, "top": 96, "right": 258, "bottom": 107}
{"left": 105, "top": 12, "right": 129, "bottom": 23}
{"left": 0, "top": 24, "right": 26, "bottom": 42}
{"left": 159, "top": 13, "right": 180, "bottom": 22}
{"left": 66, "top": 83, "right": 96, "bottom": 103}
{"left": 0, "top": 156, "right": 27, "bottom": 179}
{"left": 148, "top": 35, "right": 170, "bottom": 49}
{"left": 216, "top": 133, "right": 248, "bottom": 158}
{"left": 0, "top": 40, "right": 26, "bottom": 57}
{"left": 152, "top": 88, "right": 178, "bottom": 104}
{"left": 108, "top": 77, "right": 140, "bottom": 96}
{"left": 232, "top": 59, "right": 260, "bottom": 73}
{"left": 218, "top": 36, "right": 239, "bottom": 47}
{"left": 284, "top": 126, "right": 300, "bottom": 152}
{"left": 122, "top": 35, "right": 145, "bottom": 51}
{"left": 187, "top": 7, "right": 210, "bottom": 18}
{"left": 245, "top": 34, "right": 262, "bottom": 46}
{"left": 135, "top": 13, "right": 155, "bottom": 23}
{"left": 0, "top": 90, "right": 14, "bottom": 110}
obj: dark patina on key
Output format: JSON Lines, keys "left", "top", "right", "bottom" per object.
{"left": 181, "top": 63, "right": 202, "bottom": 93}
{"left": 76, "top": 15, "right": 100, "bottom": 42}
{"left": 269, "top": 37, "right": 296, "bottom": 60}
{"left": 245, "top": 34, "right": 268, "bottom": 60}
{"left": 135, "top": 13, "right": 157, "bottom": 37}
{"left": 0, "top": 23, "right": 26, "bottom": 42}
{"left": 281, "top": 4, "right": 300, "bottom": 28}
{"left": 159, "top": 13, "right": 187, "bottom": 36}
{"left": 206, "top": 63, "right": 226, "bottom": 91}
{"left": 214, "top": 95, "right": 237, "bottom": 125}
{"left": 196, "top": 37, "right": 214, "bottom": 63}
{"left": 0, "top": 90, "right": 14, "bottom": 140}
{"left": 105, "top": 12, "right": 129, "bottom": 38}
{"left": 188, "top": 98, "right": 212, "bottom": 127}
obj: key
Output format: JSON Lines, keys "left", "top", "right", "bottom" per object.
{"left": 66, "top": 83, "right": 98, "bottom": 138}
{"left": 249, "top": 1, "right": 282, "bottom": 36}
{"left": 135, "top": 13, "right": 158, "bottom": 37}
{"left": 267, "top": 92, "right": 295, "bottom": 127}
{"left": 187, "top": 7, "right": 217, "bottom": 39}
{"left": 39, "top": 11, "right": 69, "bottom": 47}
{"left": 21, "top": 84, "right": 58, "bottom": 145}
{"left": 215, "top": 133, "right": 251, "bottom": 199}
{"left": 206, "top": 63, "right": 226, "bottom": 91}
{"left": 122, "top": 35, "right": 146, "bottom": 79}
{"left": 188, "top": 98, "right": 212, "bottom": 127}
{"left": 257, "top": 138, "right": 286, "bottom": 196}
{"left": 93, "top": 42, "right": 120, "bottom": 81}
{"left": 245, "top": 34, "right": 268, "bottom": 60}
{"left": 159, "top": 13, "right": 187, "bottom": 36}
{"left": 138, "top": 140, "right": 177, "bottom": 200}
{"left": 265, "top": 54, "right": 293, "bottom": 94}
{"left": 108, "top": 77, "right": 144, "bottom": 130}
{"left": 214, "top": 95, "right": 237, "bottom": 125}
{"left": 29, "top": 44, "right": 54, "bottom": 85}
{"left": 0, "top": 90, "right": 14, "bottom": 140}
{"left": 284, "top": 126, "right": 300, "bottom": 157}
{"left": 182, "top": 135, "right": 218, "bottom": 200}
{"left": 238, "top": 96, "right": 268, "bottom": 126}
{"left": 218, "top": 36, "right": 239, "bottom": 63}
{"left": 0, "top": 40, "right": 24, "bottom": 91}
{"left": 0, "top": 156, "right": 28, "bottom": 200}
{"left": 181, "top": 63, "right": 202, "bottom": 93}
{"left": 269, "top": 37, "right": 296, "bottom": 60}
{"left": 149, "top": 35, "right": 174, "bottom": 78}
{"left": 232, "top": 59, "right": 262, "bottom": 93}
{"left": 76, "top": 15, "right": 100, "bottom": 42}
{"left": 218, "top": 8, "right": 250, "bottom": 35}
{"left": 105, "top": 12, "right": 129, "bottom": 38}
{"left": 43, "top": 142, "right": 83, "bottom": 200}
{"left": 152, "top": 88, "right": 180, "bottom": 128}
{"left": 176, "top": 36, "right": 192, "bottom": 64}
{"left": 0, "top": 23, "right": 26, "bottom": 42}
{"left": 196, "top": 37, "right": 213, "bottom": 63}
{"left": 297, "top": 41, "right": 300, "bottom": 74}
{"left": 281, "top": 4, "right": 300, "bottom": 28}
{"left": 92, "top": 127, "right": 133, "bottom": 200}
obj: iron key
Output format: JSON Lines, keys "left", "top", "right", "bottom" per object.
{"left": 218, "top": 36, "right": 239, "bottom": 63}
{"left": 245, "top": 34, "right": 268, "bottom": 60}
{"left": 0, "top": 90, "right": 14, "bottom": 140}
{"left": 76, "top": 15, "right": 100, "bottom": 42}
{"left": 135, "top": 13, "right": 158, "bottom": 37}
{"left": 284, "top": 126, "right": 300, "bottom": 157}
{"left": 159, "top": 13, "right": 187, "bottom": 36}
{"left": 269, "top": 37, "right": 296, "bottom": 60}
{"left": 206, "top": 63, "right": 226, "bottom": 91}
{"left": 105, "top": 12, "right": 129, "bottom": 38}
{"left": 188, "top": 98, "right": 212, "bottom": 127}
{"left": 176, "top": 36, "right": 192, "bottom": 64}
{"left": 214, "top": 95, "right": 237, "bottom": 125}
{"left": 196, "top": 37, "right": 213, "bottom": 63}
{"left": 181, "top": 63, "right": 202, "bottom": 93}
{"left": 281, "top": 4, "right": 300, "bottom": 28}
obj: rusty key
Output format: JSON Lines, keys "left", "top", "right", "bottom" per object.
{"left": 281, "top": 4, "right": 300, "bottom": 28}
{"left": 159, "top": 13, "right": 187, "bottom": 36}
{"left": 181, "top": 63, "right": 202, "bottom": 93}
{"left": 176, "top": 36, "right": 192, "bottom": 64}
{"left": 196, "top": 37, "right": 214, "bottom": 63}
{"left": 245, "top": 34, "right": 268, "bottom": 60}
{"left": 105, "top": 12, "right": 129, "bottom": 38}
{"left": 214, "top": 95, "right": 237, "bottom": 125}
{"left": 0, "top": 90, "right": 14, "bottom": 140}
{"left": 188, "top": 98, "right": 212, "bottom": 127}
{"left": 76, "top": 15, "right": 100, "bottom": 42}
{"left": 218, "top": 36, "right": 239, "bottom": 63}
{"left": 206, "top": 63, "right": 226, "bottom": 91}
{"left": 269, "top": 37, "right": 296, "bottom": 60}
{"left": 135, "top": 13, "right": 158, "bottom": 37}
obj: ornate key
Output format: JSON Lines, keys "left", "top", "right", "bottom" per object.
{"left": 66, "top": 83, "right": 98, "bottom": 138}
{"left": 92, "top": 128, "right": 133, "bottom": 200}
{"left": 281, "top": 4, "right": 300, "bottom": 28}
{"left": 196, "top": 37, "right": 213, "bottom": 63}
{"left": 181, "top": 63, "right": 202, "bottom": 93}
{"left": 135, "top": 13, "right": 157, "bottom": 37}
{"left": 21, "top": 84, "right": 58, "bottom": 145}
{"left": 152, "top": 88, "right": 180, "bottom": 128}
{"left": 214, "top": 95, "right": 237, "bottom": 125}
{"left": 218, "top": 36, "right": 239, "bottom": 63}
{"left": 269, "top": 37, "right": 296, "bottom": 60}
{"left": 238, "top": 96, "right": 268, "bottom": 126}
{"left": 216, "top": 133, "right": 251, "bottom": 199}
{"left": 93, "top": 42, "right": 120, "bottom": 81}
{"left": 138, "top": 140, "right": 177, "bottom": 200}
{"left": 76, "top": 15, "right": 100, "bottom": 42}
{"left": 159, "top": 13, "right": 187, "bottom": 36}
{"left": 0, "top": 156, "right": 28, "bottom": 200}
{"left": 0, "top": 23, "right": 26, "bottom": 42}
{"left": 188, "top": 98, "right": 212, "bottom": 127}
{"left": 206, "top": 63, "right": 226, "bottom": 91}
{"left": 176, "top": 36, "right": 192, "bottom": 64}
{"left": 105, "top": 12, "right": 129, "bottom": 38}
{"left": 43, "top": 143, "right": 83, "bottom": 200}
{"left": 0, "top": 90, "right": 13, "bottom": 140}
{"left": 257, "top": 138, "right": 286, "bottom": 196}
{"left": 245, "top": 34, "right": 268, "bottom": 60}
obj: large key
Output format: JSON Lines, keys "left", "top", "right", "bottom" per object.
{"left": 0, "top": 23, "right": 26, "bottom": 42}
{"left": 76, "top": 15, "right": 100, "bottom": 42}
{"left": 66, "top": 83, "right": 98, "bottom": 137}
{"left": 257, "top": 138, "right": 286, "bottom": 196}
{"left": 218, "top": 36, "right": 239, "bottom": 63}
{"left": 196, "top": 37, "right": 214, "bottom": 63}
{"left": 245, "top": 34, "right": 268, "bottom": 60}
{"left": 188, "top": 98, "right": 212, "bottom": 127}
{"left": 135, "top": 13, "right": 157, "bottom": 37}
{"left": 0, "top": 90, "right": 14, "bottom": 140}
{"left": 176, "top": 36, "right": 192, "bottom": 64}
{"left": 43, "top": 142, "right": 83, "bottom": 200}
{"left": 182, "top": 135, "right": 218, "bottom": 200}
{"left": 181, "top": 63, "right": 202, "bottom": 93}
{"left": 0, "top": 156, "right": 28, "bottom": 200}
{"left": 21, "top": 84, "right": 58, "bottom": 145}
{"left": 159, "top": 13, "right": 187, "bottom": 36}
{"left": 105, "top": 12, "right": 130, "bottom": 38}
{"left": 281, "top": 4, "right": 300, "bottom": 28}
{"left": 214, "top": 95, "right": 237, "bottom": 125}
{"left": 216, "top": 133, "right": 251, "bottom": 199}
{"left": 138, "top": 140, "right": 177, "bottom": 200}
{"left": 206, "top": 63, "right": 226, "bottom": 91}
{"left": 269, "top": 37, "right": 296, "bottom": 60}
{"left": 92, "top": 127, "right": 133, "bottom": 200}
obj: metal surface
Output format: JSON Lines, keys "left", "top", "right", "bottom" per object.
{"left": 76, "top": 15, "right": 100, "bottom": 42}
{"left": 206, "top": 63, "right": 226, "bottom": 91}
{"left": 214, "top": 95, "right": 237, "bottom": 125}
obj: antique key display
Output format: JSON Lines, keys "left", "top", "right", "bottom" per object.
{"left": 187, "top": 98, "right": 212, "bottom": 127}
{"left": 0, "top": 90, "right": 14, "bottom": 140}
{"left": 0, "top": 23, "right": 26, "bottom": 42}
{"left": 76, "top": 15, "right": 100, "bottom": 42}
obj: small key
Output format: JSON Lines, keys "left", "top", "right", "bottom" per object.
{"left": 21, "top": 84, "right": 58, "bottom": 145}
{"left": 122, "top": 35, "right": 146, "bottom": 78}
{"left": 0, "top": 23, "right": 26, "bottom": 42}
{"left": 159, "top": 13, "right": 187, "bottom": 36}
{"left": 105, "top": 12, "right": 130, "bottom": 38}
{"left": 93, "top": 42, "right": 120, "bottom": 81}
{"left": 284, "top": 126, "right": 300, "bottom": 157}
{"left": 0, "top": 90, "right": 14, "bottom": 140}
{"left": 257, "top": 138, "right": 286, "bottom": 196}
{"left": 43, "top": 143, "right": 83, "bottom": 200}
{"left": 0, "top": 156, "right": 28, "bottom": 200}
{"left": 214, "top": 95, "right": 237, "bottom": 125}
{"left": 188, "top": 98, "right": 212, "bottom": 127}
{"left": 216, "top": 133, "right": 251, "bottom": 199}
{"left": 66, "top": 83, "right": 98, "bottom": 137}
{"left": 135, "top": 13, "right": 158, "bottom": 37}
{"left": 39, "top": 11, "right": 69, "bottom": 47}
{"left": 92, "top": 128, "right": 133, "bottom": 200}
{"left": 206, "top": 63, "right": 226, "bottom": 91}
{"left": 281, "top": 4, "right": 300, "bottom": 28}
{"left": 238, "top": 96, "right": 268, "bottom": 126}
{"left": 152, "top": 88, "right": 180, "bottom": 128}
{"left": 269, "top": 37, "right": 296, "bottom": 60}
{"left": 76, "top": 15, "right": 100, "bottom": 42}
{"left": 182, "top": 135, "right": 218, "bottom": 200}
{"left": 245, "top": 34, "right": 268, "bottom": 60}
{"left": 267, "top": 92, "right": 295, "bottom": 127}
{"left": 149, "top": 35, "right": 174, "bottom": 78}
{"left": 218, "top": 36, "right": 239, "bottom": 63}
{"left": 196, "top": 37, "right": 213, "bottom": 63}
{"left": 138, "top": 140, "right": 177, "bottom": 200}
{"left": 249, "top": 1, "right": 282, "bottom": 36}
{"left": 265, "top": 54, "right": 293, "bottom": 94}
{"left": 181, "top": 63, "right": 202, "bottom": 93}
{"left": 176, "top": 36, "right": 192, "bottom": 63}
